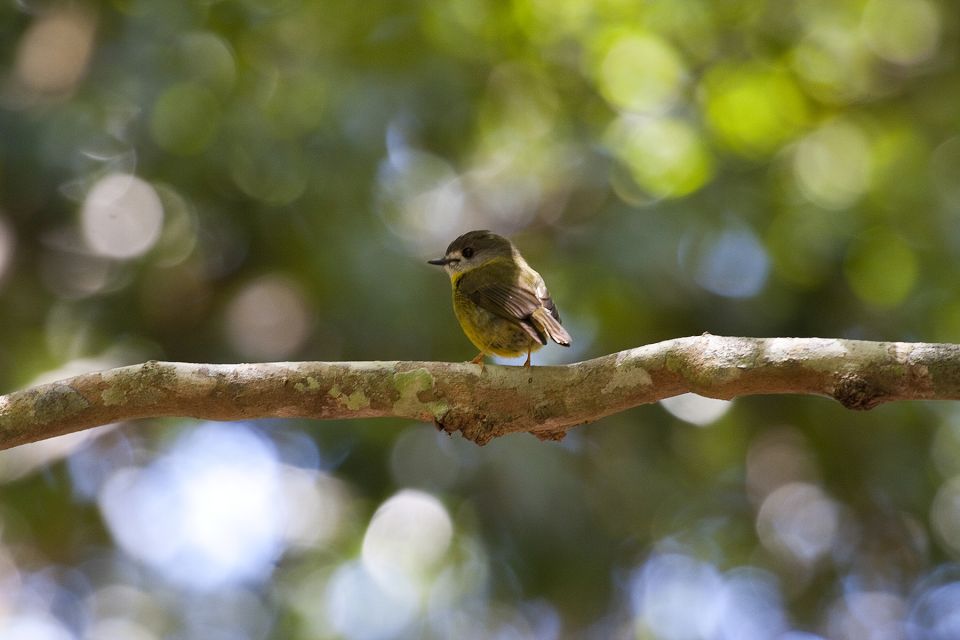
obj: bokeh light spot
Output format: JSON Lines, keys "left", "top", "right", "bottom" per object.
{"left": 827, "top": 591, "right": 907, "bottom": 640}
{"left": 861, "top": 0, "right": 940, "bottom": 65}
{"left": 325, "top": 561, "right": 418, "bottom": 640}
{"left": 792, "top": 28, "right": 874, "bottom": 104}
{"left": 931, "top": 477, "right": 960, "bottom": 558}
{"left": 362, "top": 489, "right": 453, "bottom": 590}
{"left": 86, "top": 618, "right": 156, "bottom": 640}
{"left": 594, "top": 30, "right": 686, "bottom": 113}
{"left": 81, "top": 173, "right": 164, "bottom": 259}
{"left": 0, "top": 614, "right": 74, "bottom": 640}
{"left": 151, "top": 184, "right": 198, "bottom": 267}
{"left": 631, "top": 553, "right": 724, "bottom": 640}
{"left": 378, "top": 146, "right": 466, "bottom": 253}
{"left": 279, "top": 467, "right": 348, "bottom": 551}
{"left": 98, "top": 423, "right": 290, "bottom": 590}
{"left": 225, "top": 274, "right": 312, "bottom": 360}
{"left": 607, "top": 116, "right": 714, "bottom": 199}
{"left": 178, "top": 32, "right": 237, "bottom": 95}
{"left": 13, "top": 6, "right": 96, "bottom": 99}
{"left": 511, "top": 0, "right": 590, "bottom": 44}
{"left": 793, "top": 120, "right": 872, "bottom": 210}
{"left": 716, "top": 568, "right": 789, "bottom": 639}
{"left": 150, "top": 84, "right": 221, "bottom": 155}
{"left": 702, "top": 63, "right": 808, "bottom": 157}
{"left": 756, "top": 482, "right": 840, "bottom": 565}
{"left": 660, "top": 393, "right": 731, "bottom": 427}
{"left": 843, "top": 230, "right": 918, "bottom": 308}
{"left": 683, "top": 226, "right": 770, "bottom": 298}
{"left": 908, "top": 567, "right": 960, "bottom": 639}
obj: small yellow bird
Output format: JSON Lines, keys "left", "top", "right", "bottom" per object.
{"left": 428, "top": 230, "right": 571, "bottom": 367}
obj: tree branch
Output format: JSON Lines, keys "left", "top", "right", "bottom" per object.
{"left": 3, "top": 335, "right": 960, "bottom": 450}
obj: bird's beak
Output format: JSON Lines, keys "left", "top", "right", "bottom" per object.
{"left": 427, "top": 258, "right": 450, "bottom": 266}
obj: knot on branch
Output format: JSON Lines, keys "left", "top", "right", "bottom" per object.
{"left": 435, "top": 409, "right": 499, "bottom": 446}
{"left": 833, "top": 373, "right": 885, "bottom": 410}
{"left": 434, "top": 408, "right": 568, "bottom": 445}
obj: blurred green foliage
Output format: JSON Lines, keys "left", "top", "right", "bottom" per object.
{"left": 1, "top": 0, "right": 960, "bottom": 638}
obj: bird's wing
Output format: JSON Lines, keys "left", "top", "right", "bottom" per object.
{"left": 459, "top": 265, "right": 571, "bottom": 347}
{"left": 459, "top": 273, "right": 547, "bottom": 345}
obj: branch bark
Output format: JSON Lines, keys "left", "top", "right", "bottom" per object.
{"left": 3, "top": 335, "right": 960, "bottom": 450}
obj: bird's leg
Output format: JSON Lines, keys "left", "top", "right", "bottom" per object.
{"left": 470, "top": 352, "right": 485, "bottom": 371}
{"left": 523, "top": 346, "right": 531, "bottom": 368}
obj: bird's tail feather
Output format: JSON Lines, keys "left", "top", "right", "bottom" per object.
{"left": 532, "top": 308, "right": 571, "bottom": 347}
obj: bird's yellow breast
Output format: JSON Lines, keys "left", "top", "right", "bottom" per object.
{"left": 449, "top": 264, "right": 540, "bottom": 358}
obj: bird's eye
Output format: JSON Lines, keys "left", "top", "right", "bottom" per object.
{"left": 462, "top": 247, "right": 474, "bottom": 258}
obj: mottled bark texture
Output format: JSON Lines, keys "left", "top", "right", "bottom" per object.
{"left": 3, "top": 335, "right": 960, "bottom": 450}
